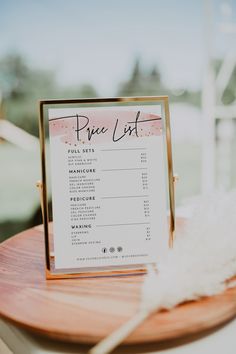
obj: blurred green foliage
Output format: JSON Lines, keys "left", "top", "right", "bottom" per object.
{"left": 0, "top": 53, "right": 98, "bottom": 136}
{"left": 117, "top": 58, "right": 201, "bottom": 106}
{"left": 213, "top": 59, "right": 236, "bottom": 105}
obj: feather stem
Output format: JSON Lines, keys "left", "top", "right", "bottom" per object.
{"left": 88, "top": 308, "right": 151, "bottom": 354}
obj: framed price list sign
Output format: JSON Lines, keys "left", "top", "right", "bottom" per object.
{"left": 38, "top": 96, "right": 175, "bottom": 279}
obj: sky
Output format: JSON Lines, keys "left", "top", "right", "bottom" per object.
{"left": 0, "top": 0, "right": 235, "bottom": 94}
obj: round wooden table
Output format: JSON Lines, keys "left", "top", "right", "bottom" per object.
{"left": 1, "top": 222, "right": 236, "bottom": 347}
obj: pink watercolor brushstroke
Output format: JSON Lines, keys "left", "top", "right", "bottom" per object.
{"left": 49, "top": 110, "right": 162, "bottom": 146}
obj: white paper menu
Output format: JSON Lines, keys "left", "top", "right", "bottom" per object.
{"left": 48, "top": 105, "right": 169, "bottom": 270}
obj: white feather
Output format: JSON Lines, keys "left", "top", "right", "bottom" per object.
{"left": 142, "top": 190, "right": 236, "bottom": 313}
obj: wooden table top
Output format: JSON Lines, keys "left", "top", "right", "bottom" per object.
{"left": 0, "top": 222, "right": 236, "bottom": 345}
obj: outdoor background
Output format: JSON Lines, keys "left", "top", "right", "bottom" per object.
{"left": 0, "top": 0, "right": 236, "bottom": 241}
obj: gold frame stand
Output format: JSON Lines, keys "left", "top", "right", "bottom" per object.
{"left": 37, "top": 96, "right": 177, "bottom": 279}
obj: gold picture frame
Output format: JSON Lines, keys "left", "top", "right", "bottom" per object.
{"left": 38, "top": 96, "right": 176, "bottom": 279}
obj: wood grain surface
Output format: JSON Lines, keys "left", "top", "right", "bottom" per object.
{"left": 0, "top": 221, "right": 236, "bottom": 344}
